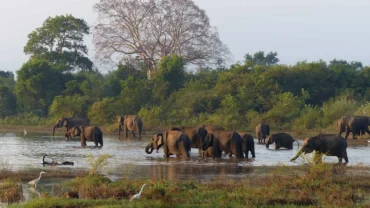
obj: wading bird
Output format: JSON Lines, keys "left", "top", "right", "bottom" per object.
{"left": 130, "top": 184, "right": 146, "bottom": 201}
{"left": 28, "top": 171, "right": 46, "bottom": 188}
{"left": 24, "top": 129, "right": 27, "bottom": 136}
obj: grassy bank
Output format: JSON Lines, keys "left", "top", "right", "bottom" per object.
{"left": 1, "top": 164, "right": 369, "bottom": 207}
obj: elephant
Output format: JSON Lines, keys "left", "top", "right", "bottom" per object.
{"left": 202, "top": 125, "right": 225, "bottom": 133}
{"left": 145, "top": 130, "right": 191, "bottom": 160}
{"left": 168, "top": 126, "right": 208, "bottom": 152}
{"left": 266, "top": 133, "right": 299, "bottom": 150}
{"left": 256, "top": 123, "right": 270, "bottom": 144}
{"left": 344, "top": 116, "right": 370, "bottom": 140}
{"left": 202, "top": 131, "right": 244, "bottom": 159}
{"left": 118, "top": 115, "right": 143, "bottom": 139}
{"left": 67, "top": 126, "right": 103, "bottom": 147}
{"left": 337, "top": 116, "right": 350, "bottom": 136}
{"left": 52, "top": 117, "right": 90, "bottom": 139}
{"left": 241, "top": 134, "right": 255, "bottom": 159}
{"left": 290, "top": 134, "right": 348, "bottom": 164}
{"left": 42, "top": 154, "right": 74, "bottom": 166}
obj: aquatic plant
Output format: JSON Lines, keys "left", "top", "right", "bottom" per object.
{"left": 87, "top": 153, "right": 113, "bottom": 175}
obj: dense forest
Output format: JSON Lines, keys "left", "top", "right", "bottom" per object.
{"left": 1, "top": 2, "right": 370, "bottom": 132}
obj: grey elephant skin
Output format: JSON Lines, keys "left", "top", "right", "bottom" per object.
{"left": 290, "top": 134, "right": 348, "bottom": 164}
{"left": 145, "top": 130, "right": 191, "bottom": 160}
{"left": 118, "top": 115, "right": 143, "bottom": 139}
{"left": 52, "top": 117, "right": 90, "bottom": 138}
{"left": 202, "top": 131, "right": 244, "bottom": 159}
{"left": 241, "top": 134, "right": 255, "bottom": 159}
{"left": 256, "top": 123, "right": 270, "bottom": 144}
{"left": 168, "top": 126, "right": 208, "bottom": 152}
{"left": 266, "top": 133, "right": 299, "bottom": 150}
{"left": 68, "top": 126, "right": 103, "bottom": 147}
{"left": 344, "top": 116, "right": 370, "bottom": 140}
{"left": 336, "top": 116, "right": 350, "bottom": 136}
{"left": 202, "top": 125, "right": 225, "bottom": 133}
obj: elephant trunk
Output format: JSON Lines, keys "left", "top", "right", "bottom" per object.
{"left": 266, "top": 144, "right": 269, "bottom": 149}
{"left": 118, "top": 125, "right": 121, "bottom": 138}
{"left": 52, "top": 125, "right": 57, "bottom": 136}
{"left": 145, "top": 143, "right": 154, "bottom": 154}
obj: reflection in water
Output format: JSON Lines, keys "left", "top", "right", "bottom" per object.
{"left": 0, "top": 132, "right": 369, "bottom": 182}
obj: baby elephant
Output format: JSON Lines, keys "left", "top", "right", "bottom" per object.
{"left": 266, "top": 133, "right": 298, "bottom": 150}
{"left": 241, "top": 134, "right": 255, "bottom": 159}
{"left": 68, "top": 126, "right": 103, "bottom": 147}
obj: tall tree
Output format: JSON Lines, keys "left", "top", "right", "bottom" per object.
{"left": 24, "top": 14, "right": 92, "bottom": 72}
{"left": 244, "top": 51, "right": 279, "bottom": 66}
{"left": 15, "top": 58, "right": 64, "bottom": 116}
{"left": 93, "top": 0, "right": 229, "bottom": 79}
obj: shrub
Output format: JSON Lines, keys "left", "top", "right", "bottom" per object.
{"left": 87, "top": 98, "right": 120, "bottom": 126}
{"left": 322, "top": 97, "right": 358, "bottom": 127}
{"left": 49, "top": 95, "right": 90, "bottom": 118}
{"left": 293, "top": 105, "right": 323, "bottom": 131}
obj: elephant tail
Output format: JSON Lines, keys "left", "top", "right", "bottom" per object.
{"left": 294, "top": 140, "right": 299, "bottom": 149}
{"left": 133, "top": 116, "right": 138, "bottom": 132}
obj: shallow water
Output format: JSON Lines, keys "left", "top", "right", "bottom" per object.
{"left": 0, "top": 131, "right": 370, "bottom": 183}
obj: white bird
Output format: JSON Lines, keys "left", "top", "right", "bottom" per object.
{"left": 28, "top": 171, "right": 46, "bottom": 188}
{"left": 24, "top": 129, "right": 27, "bottom": 136}
{"left": 130, "top": 184, "right": 146, "bottom": 201}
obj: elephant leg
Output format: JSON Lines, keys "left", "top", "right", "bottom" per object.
{"left": 132, "top": 130, "right": 136, "bottom": 138}
{"left": 352, "top": 132, "right": 357, "bottom": 140}
{"left": 343, "top": 151, "right": 349, "bottom": 163}
{"left": 338, "top": 157, "right": 343, "bottom": 163}
{"left": 81, "top": 137, "right": 86, "bottom": 147}
{"left": 124, "top": 125, "right": 128, "bottom": 139}
{"left": 344, "top": 130, "right": 350, "bottom": 140}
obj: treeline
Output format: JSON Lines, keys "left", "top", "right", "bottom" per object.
{"left": 1, "top": 53, "right": 370, "bottom": 131}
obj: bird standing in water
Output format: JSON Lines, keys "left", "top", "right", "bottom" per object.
{"left": 24, "top": 129, "right": 27, "bottom": 136}
{"left": 28, "top": 171, "right": 46, "bottom": 188}
{"left": 130, "top": 184, "right": 146, "bottom": 201}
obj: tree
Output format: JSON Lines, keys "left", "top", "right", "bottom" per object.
{"left": 244, "top": 51, "right": 279, "bottom": 66}
{"left": 15, "top": 58, "right": 64, "bottom": 116}
{"left": 24, "top": 14, "right": 92, "bottom": 72}
{"left": 93, "top": 0, "right": 229, "bottom": 78}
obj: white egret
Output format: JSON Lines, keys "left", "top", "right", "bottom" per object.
{"left": 28, "top": 171, "right": 46, "bottom": 188}
{"left": 24, "top": 129, "right": 27, "bottom": 136}
{"left": 130, "top": 184, "right": 146, "bottom": 201}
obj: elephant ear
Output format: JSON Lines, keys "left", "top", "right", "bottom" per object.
{"left": 207, "top": 134, "right": 214, "bottom": 147}
{"left": 74, "top": 127, "right": 80, "bottom": 136}
{"left": 312, "top": 136, "right": 321, "bottom": 151}
{"left": 157, "top": 133, "right": 164, "bottom": 146}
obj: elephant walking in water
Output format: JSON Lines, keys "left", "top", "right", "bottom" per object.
{"left": 169, "top": 126, "right": 208, "bottom": 152}
{"left": 266, "top": 133, "right": 299, "bottom": 150}
{"left": 145, "top": 130, "right": 191, "bottom": 160}
{"left": 202, "top": 131, "right": 244, "bottom": 159}
{"left": 256, "top": 123, "right": 270, "bottom": 144}
{"left": 68, "top": 126, "right": 103, "bottom": 147}
{"left": 52, "top": 117, "right": 90, "bottom": 140}
{"left": 345, "top": 116, "right": 370, "bottom": 140}
{"left": 290, "top": 134, "right": 348, "bottom": 164}
{"left": 118, "top": 115, "right": 143, "bottom": 139}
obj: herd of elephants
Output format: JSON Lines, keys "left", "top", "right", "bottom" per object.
{"left": 50, "top": 115, "right": 370, "bottom": 164}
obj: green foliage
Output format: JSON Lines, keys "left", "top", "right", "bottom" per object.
{"left": 322, "top": 97, "right": 358, "bottom": 127}
{"left": 244, "top": 51, "right": 279, "bottom": 66}
{"left": 49, "top": 95, "right": 89, "bottom": 118}
{"left": 355, "top": 102, "right": 370, "bottom": 116}
{"left": 15, "top": 58, "right": 64, "bottom": 116}
{"left": 24, "top": 14, "right": 92, "bottom": 72}
{"left": 154, "top": 55, "right": 186, "bottom": 94}
{"left": 293, "top": 105, "right": 323, "bottom": 131}
{"left": 87, "top": 154, "right": 113, "bottom": 175}
{"left": 88, "top": 98, "right": 120, "bottom": 126}
{"left": 138, "top": 106, "right": 164, "bottom": 129}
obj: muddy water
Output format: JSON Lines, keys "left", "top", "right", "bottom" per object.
{"left": 0, "top": 132, "right": 370, "bottom": 183}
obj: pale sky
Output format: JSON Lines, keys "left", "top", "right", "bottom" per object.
{"left": 1, "top": 0, "right": 370, "bottom": 74}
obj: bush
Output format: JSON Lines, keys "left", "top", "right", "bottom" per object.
{"left": 138, "top": 106, "right": 165, "bottom": 130}
{"left": 87, "top": 98, "right": 120, "bottom": 126}
{"left": 49, "top": 95, "right": 90, "bottom": 118}
{"left": 355, "top": 102, "right": 370, "bottom": 116}
{"left": 293, "top": 105, "right": 323, "bottom": 131}
{"left": 321, "top": 97, "right": 358, "bottom": 127}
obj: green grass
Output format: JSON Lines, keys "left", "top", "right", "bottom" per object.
{"left": 4, "top": 164, "right": 370, "bottom": 207}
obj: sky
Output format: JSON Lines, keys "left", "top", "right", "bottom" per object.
{"left": 1, "top": 0, "right": 370, "bottom": 74}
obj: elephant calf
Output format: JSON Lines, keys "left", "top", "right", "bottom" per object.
{"left": 145, "top": 130, "right": 191, "bottom": 160}
{"left": 241, "top": 134, "right": 255, "bottom": 159}
{"left": 68, "top": 126, "right": 103, "bottom": 147}
{"left": 266, "top": 133, "right": 299, "bottom": 150}
{"left": 290, "top": 134, "right": 348, "bottom": 164}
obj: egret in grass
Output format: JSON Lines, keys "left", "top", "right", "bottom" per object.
{"left": 130, "top": 184, "right": 146, "bottom": 201}
{"left": 28, "top": 171, "right": 46, "bottom": 188}
{"left": 24, "top": 129, "right": 27, "bottom": 136}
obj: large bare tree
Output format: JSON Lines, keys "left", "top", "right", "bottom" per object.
{"left": 93, "top": 0, "right": 230, "bottom": 79}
